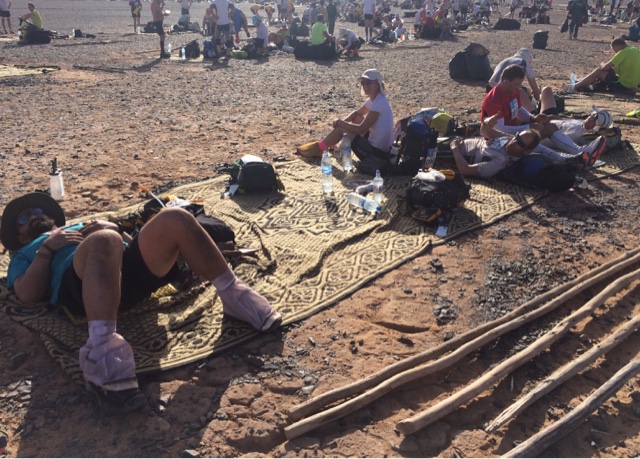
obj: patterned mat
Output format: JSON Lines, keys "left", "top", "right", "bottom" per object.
{"left": 1, "top": 144, "right": 638, "bottom": 383}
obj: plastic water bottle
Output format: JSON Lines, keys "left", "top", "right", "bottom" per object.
{"left": 49, "top": 157, "right": 64, "bottom": 201}
{"left": 570, "top": 72, "right": 577, "bottom": 84}
{"left": 321, "top": 152, "right": 334, "bottom": 194}
{"left": 167, "top": 43, "right": 172, "bottom": 54}
{"left": 341, "top": 133, "right": 352, "bottom": 172}
{"left": 347, "top": 192, "right": 381, "bottom": 213}
{"left": 181, "top": 47, "right": 186, "bottom": 60}
{"left": 372, "top": 170, "right": 384, "bottom": 204}
{"left": 424, "top": 129, "right": 439, "bottom": 169}
{"left": 71, "top": 28, "right": 75, "bottom": 37}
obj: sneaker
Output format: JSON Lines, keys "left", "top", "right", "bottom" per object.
{"left": 160, "top": 52, "right": 171, "bottom": 59}
{"left": 86, "top": 382, "right": 146, "bottom": 415}
{"left": 562, "top": 82, "right": 576, "bottom": 93}
{"left": 564, "top": 154, "right": 586, "bottom": 170}
{"left": 260, "top": 311, "right": 282, "bottom": 332}
{"left": 296, "top": 141, "right": 323, "bottom": 158}
{"left": 580, "top": 135, "right": 607, "bottom": 168}
{"left": 583, "top": 135, "right": 606, "bottom": 154}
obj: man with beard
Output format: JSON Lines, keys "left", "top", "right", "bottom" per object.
{"left": 1, "top": 192, "right": 282, "bottom": 414}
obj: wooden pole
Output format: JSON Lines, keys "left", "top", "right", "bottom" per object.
{"left": 486, "top": 311, "right": 640, "bottom": 433}
{"left": 504, "top": 359, "right": 640, "bottom": 458}
{"left": 284, "top": 263, "right": 640, "bottom": 440}
{"left": 395, "top": 267, "right": 640, "bottom": 436}
{"left": 286, "top": 248, "right": 640, "bottom": 423}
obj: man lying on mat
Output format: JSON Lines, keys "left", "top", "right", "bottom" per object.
{"left": 0, "top": 192, "right": 282, "bottom": 414}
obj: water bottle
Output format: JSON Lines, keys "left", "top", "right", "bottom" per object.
{"left": 570, "top": 72, "right": 577, "bottom": 84}
{"left": 71, "top": 28, "right": 75, "bottom": 37}
{"left": 181, "top": 47, "right": 186, "bottom": 60}
{"left": 341, "top": 133, "right": 352, "bottom": 172}
{"left": 49, "top": 157, "right": 65, "bottom": 201}
{"left": 347, "top": 192, "right": 381, "bottom": 213}
{"left": 372, "top": 170, "right": 384, "bottom": 204}
{"left": 389, "top": 137, "right": 401, "bottom": 166}
{"left": 424, "top": 129, "right": 439, "bottom": 169}
{"left": 167, "top": 43, "right": 172, "bottom": 54}
{"left": 321, "top": 152, "right": 334, "bottom": 194}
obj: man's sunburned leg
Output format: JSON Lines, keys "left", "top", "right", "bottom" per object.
{"left": 137, "top": 208, "right": 280, "bottom": 330}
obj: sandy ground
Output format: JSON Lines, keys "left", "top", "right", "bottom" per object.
{"left": 2, "top": 0, "right": 640, "bottom": 457}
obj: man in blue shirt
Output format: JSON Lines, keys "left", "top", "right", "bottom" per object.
{"left": 1, "top": 192, "right": 281, "bottom": 414}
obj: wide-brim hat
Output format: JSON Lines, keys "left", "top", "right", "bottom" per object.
{"left": 0, "top": 192, "right": 65, "bottom": 251}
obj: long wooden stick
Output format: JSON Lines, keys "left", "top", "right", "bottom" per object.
{"left": 395, "top": 267, "right": 640, "bottom": 436}
{"left": 284, "top": 260, "right": 640, "bottom": 440}
{"left": 504, "top": 359, "right": 640, "bottom": 458}
{"left": 286, "top": 248, "right": 640, "bottom": 423}
{"left": 486, "top": 310, "right": 640, "bottom": 433}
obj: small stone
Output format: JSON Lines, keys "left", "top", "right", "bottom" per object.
{"left": 182, "top": 449, "right": 199, "bottom": 458}
{"left": 301, "top": 385, "right": 315, "bottom": 395}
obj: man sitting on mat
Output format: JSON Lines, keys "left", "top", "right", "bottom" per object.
{"left": 1, "top": 192, "right": 282, "bottom": 414}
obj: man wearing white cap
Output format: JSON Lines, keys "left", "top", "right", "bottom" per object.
{"left": 337, "top": 27, "right": 361, "bottom": 57}
{"left": 297, "top": 69, "right": 394, "bottom": 162}
{"left": 488, "top": 48, "right": 541, "bottom": 113}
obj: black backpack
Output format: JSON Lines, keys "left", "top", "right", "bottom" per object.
{"left": 501, "top": 153, "right": 576, "bottom": 192}
{"left": 184, "top": 39, "right": 200, "bottom": 58}
{"left": 227, "top": 157, "right": 285, "bottom": 194}
{"left": 406, "top": 169, "right": 471, "bottom": 223}
{"left": 493, "top": 18, "right": 521, "bottom": 30}
{"left": 532, "top": 30, "right": 549, "bottom": 49}
{"left": 388, "top": 116, "right": 437, "bottom": 176}
{"left": 449, "top": 51, "right": 469, "bottom": 79}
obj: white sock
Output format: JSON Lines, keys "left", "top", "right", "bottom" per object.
{"left": 550, "top": 130, "right": 582, "bottom": 155}
{"left": 533, "top": 143, "right": 572, "bottom": 162}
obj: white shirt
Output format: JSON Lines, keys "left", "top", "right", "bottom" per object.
{"left": 365, "top": 94, "right": 394, "bottom": 152}
{"left": 0, "top": 0, "right": 10, "bottom": 10}
{"left": 341, "top": 29, "right": 358, "bottom": 49}
{"left": 489, "top": 57, "right": 535, "bottom": 87}
{"left": 255, "top": 20, "right": 269, "bottom": 42}
{"left": 414, "top": 11, "right": 422, "bottom": 24}
{"left": 363, "top": 0, "right": 376, "bottom": 15}
{"left": 214, "top": 0, "right": 231, "bottom": 25}
{"left": 425, "top": 0, "right": 436, "bottom": 12}
{"left": 181, "top": 0, "right": 191, "bottom": 10}
{"left": 461, "top": 137, "right": 514, "bottom": 178}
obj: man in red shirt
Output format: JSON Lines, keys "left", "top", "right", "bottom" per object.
{"left": 481, "top": 64, "right": 605, "bottom": 166}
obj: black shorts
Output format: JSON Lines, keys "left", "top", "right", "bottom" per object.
{"left": 153, "top": 20, "right": 164, "bottom": 36}
{"left": 181, "top": 7, "right": 189, "bottom": 15}
{"left": 364, "top": 13, "right": 374, "bottom": 20}
{"left": 217, "top": 23, "right": 230, "bottom": 33}
{"left": 541, "top": 107, "right": 558, "bottom": 116}
{"left": 58, "top": 236, "right": 181, "bottom": 317}
{"left": 352, "top": 134, "right": 389, "bottom": 162}
{"left": 0, "top": 10, "right": 10, "bottom": 18}
{"left": 254, "top": 37, "right": 265, "bottom": 47}
{"left": 131, "top": 7, "right": 141, "bottom": 18}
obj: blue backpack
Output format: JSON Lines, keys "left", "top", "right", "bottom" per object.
{"left": 501, "top": 153, "right": 576, "bottom": 192}
{"left": 203, "top": 39, "right": 216, "bottom": 58}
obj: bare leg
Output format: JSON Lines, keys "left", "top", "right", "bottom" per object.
{"left": 519, "top": 87, "right": 534, "bottom": 112}
{"left": 137, "top": 208, "right": 279, "bottom": 330}
{"left": 72, "top": 230, "right": 124, "bottom": 321}
{"left": 538, "top": 86, "right": 556, "bottom": 113}
{"left": 574, "top": 67, "right": 609, "bottom": 90}
{"left": 321, "top": 113, "right": 364, "bottom": 148}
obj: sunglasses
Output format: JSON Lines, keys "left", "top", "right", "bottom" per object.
{"left": 360, "top": 79, "right": 375, "bottom": 86}
{"left": 17, "top": 208, "right": 43, "bottom": 226}
{"left": 514, "top": 132, "right": 529, "bottom": 149}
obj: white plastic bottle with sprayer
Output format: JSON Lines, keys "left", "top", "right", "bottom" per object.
{"left": 49, "top": 157, "right": 65, "bottom": 201}
{"left": 372, "top": 170, "right": 384, "bottom": 204}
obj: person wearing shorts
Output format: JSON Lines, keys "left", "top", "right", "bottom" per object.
{"left": 2, "top": 192, "right": 281, "bottom": 414}
{"left": 129, "top": 0, "right": 142, "bottom": 33}
{"left": 214, "top": 0, "right": 232, "bottom": 50}
{"left": 363, "top": 0, "right": 375, "bottom": 41}
{"left": 296, "top": 69, "right": 394, "bottom": 164}
{"left": 565, "top": 38, "right": 640, "bottom": 94}
{"left": 0, "top": 0, "right": 13, "bottom": 34}
{"left": 150, "top": 0, "right": 169, "bottom": 58}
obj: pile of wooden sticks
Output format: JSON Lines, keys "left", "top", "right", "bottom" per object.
{"left": 284, "top": 247, "right": 640, "bottom": 457}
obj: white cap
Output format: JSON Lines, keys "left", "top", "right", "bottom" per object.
{"left": 360, "top": 69, "right": 386, "bottom": 96}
